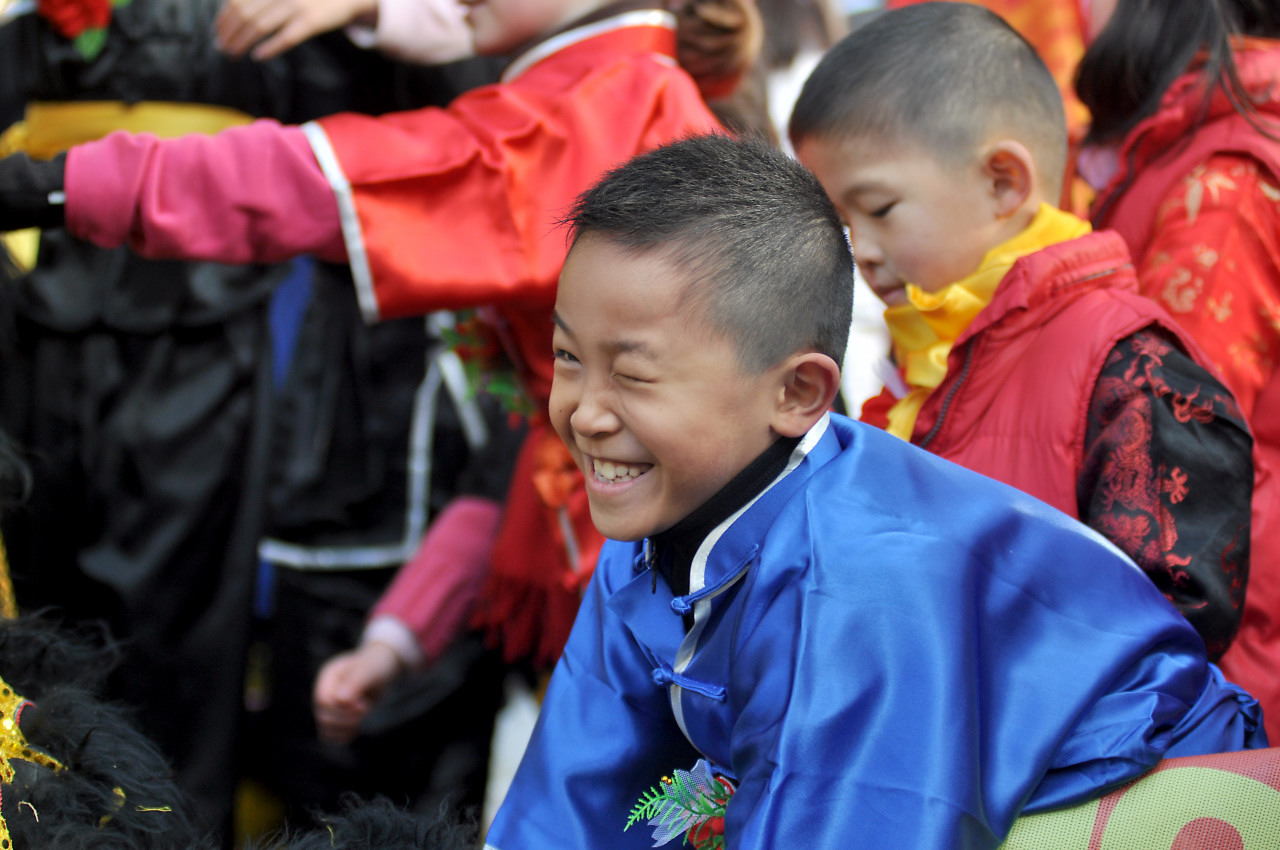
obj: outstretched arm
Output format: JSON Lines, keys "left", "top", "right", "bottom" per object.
{"left": 0, "top": 120, "right": 347, "bottom": 265}
{"left": 0, "top": 121, "right": 345, "bottom": 264}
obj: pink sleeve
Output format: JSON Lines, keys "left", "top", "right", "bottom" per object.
{"left": 370, "top": 495, "right": 502, "bottom": 663}
{"left": 65, "top": 120, "right": 347, "bottom": 265}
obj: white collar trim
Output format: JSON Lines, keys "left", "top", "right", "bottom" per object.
{"left": 501, "top": 9, "right": 676, "bottom": 83}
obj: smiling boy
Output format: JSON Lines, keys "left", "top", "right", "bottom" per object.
{"left": 789, "top": 2, "right": 1255, "bottom": 662}
{"left": 483, "top": 134, "right": 1264, "bottom": 850}
{"left": 548, "top": 240, "right": 833, "bottom": 541}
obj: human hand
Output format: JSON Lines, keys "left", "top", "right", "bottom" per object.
{"left": 215, "top": 0, "right": 379, "bottom": 60}
{"left": 672, "top": 0, "right": 763, "bottom": 100}
{"left": 312, "top": 641, "right": 405, "bottom": 745}
{"left": 0, "top": 153, "right": 66, "bottom": 233}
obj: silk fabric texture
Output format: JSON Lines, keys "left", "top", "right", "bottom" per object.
{"left": 487, "top": 414, "right": 1264, "bottom": 850}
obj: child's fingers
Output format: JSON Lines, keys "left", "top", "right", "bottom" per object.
{"left": 314, "top": 702, "right": 368, "bottom": 745}
{"left": 251, "top": 19, "right": 314, "bottom": 61}
{"left": 313, "top": 655, "right": 364, "bottom": 707}
{"left": 215, "top": 0, "right": 261, "bottom": 55}
{"left": 215, "top": 0, "right": 292, "bottom": 57}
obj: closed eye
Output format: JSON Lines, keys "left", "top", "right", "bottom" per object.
{"left": 871, "top": 201, "right": 895, "bottom": 219}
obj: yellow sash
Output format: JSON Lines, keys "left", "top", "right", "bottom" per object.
{"left": 883, "top": 203, "right": 1092, "bottom": 440}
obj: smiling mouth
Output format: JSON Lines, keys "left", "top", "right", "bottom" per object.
{"left": 591, "top": 458, "right": 652, "bottom": 483}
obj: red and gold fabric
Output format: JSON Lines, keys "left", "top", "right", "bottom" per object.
{"left": 1090, "top": 39, "right": 1280, "bottom": 743}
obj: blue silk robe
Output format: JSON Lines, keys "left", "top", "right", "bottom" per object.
{"left": 485, "top": 414, "right": 1265, "bottom": 849}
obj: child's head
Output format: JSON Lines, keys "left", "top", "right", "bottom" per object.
{"left": 788, "top": 2, "right": 1068, "bottom": 305}
{"left": 551, "top": 134, "right": 851, "bottom": 541}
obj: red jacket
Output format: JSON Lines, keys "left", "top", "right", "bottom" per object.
{"left": 1091, "top": 41, "right": 1280, "bottom": 742}
{"left": 862, "top": 231, "right": 1204, "bottom": 517}
{"left": 63, "top": 10, "right": 724, "bottom": 667}
{"left": 315, "top": 13, "right": 723, "bottom": 666}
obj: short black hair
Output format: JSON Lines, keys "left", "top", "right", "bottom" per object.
{"left": 566, "top": 134, "right": 853, "bottom": 373}
{"left": 789, "top": 1, "right": 1067, "bottom": 188}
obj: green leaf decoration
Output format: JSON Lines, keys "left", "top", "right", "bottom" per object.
{"left": 74, "top": 26, "right": 107, "bottom": 60}
{"left": 625, "top": 761, "right": 734, "bottom": 848}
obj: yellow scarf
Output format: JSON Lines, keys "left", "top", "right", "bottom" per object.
{"left": 882, "top": 203, "right": 1091, "bottom": 440}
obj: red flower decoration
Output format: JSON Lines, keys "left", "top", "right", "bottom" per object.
{"left": 688, "top": 815, "right": 726, "bottom": 846}
{"left": 628, "top": 761, "right": 735, "bottom": 849}
{"left": 37, "top": 0, "right": 111, "bottom": 40}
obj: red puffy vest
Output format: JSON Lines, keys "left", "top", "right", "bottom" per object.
{"left": 891, "top": 232, "right": 1203, "bottom": 518}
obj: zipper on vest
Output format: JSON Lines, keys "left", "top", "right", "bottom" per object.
{"left": 919, "top": 340, "right": 976, "bottom": 450}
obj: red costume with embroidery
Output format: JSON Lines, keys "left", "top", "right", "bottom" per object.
{"left": 1090, "top": 39, "right": 1280, "bottom": 740}
{"left": 861, "top": 232, "right": 1252, "bottom": 656}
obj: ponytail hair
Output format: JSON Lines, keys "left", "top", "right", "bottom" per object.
{"left": 1076, "top": 0, "right": 1280, "bottom": 146}
{"left": 670, "top": 0, "right": 764, "bottom": 101}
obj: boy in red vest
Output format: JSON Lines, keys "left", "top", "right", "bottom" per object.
{"left": 790, "top": 1, "right": 1254, "bottom": 661}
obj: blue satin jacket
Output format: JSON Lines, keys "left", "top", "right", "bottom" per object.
{"left": 485, "top": 414, "right": 1265, "bottom": 849}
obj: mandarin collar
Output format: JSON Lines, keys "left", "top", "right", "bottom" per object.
{"left": 606, "top": 415, "right": 839, "bottom": 659}
{"left": 651, "top": 433, "right": 802, "bottom": 599}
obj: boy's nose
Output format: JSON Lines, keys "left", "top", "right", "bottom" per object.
{"left": 849, "top": 228, "right": 882, "bottom": 269}
{"left": 569, "top": 385, "right": 620, "bottom": 437}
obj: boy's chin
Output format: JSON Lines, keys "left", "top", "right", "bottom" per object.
{"left": 587, "top": 506, "right": 658, "bottom": 543}
{"left": 591, "top": 520, "right": 649, "bottom": 543}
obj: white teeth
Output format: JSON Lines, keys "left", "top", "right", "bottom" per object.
{"left": 592, "top": 458, "right": 646, "bottom": 482}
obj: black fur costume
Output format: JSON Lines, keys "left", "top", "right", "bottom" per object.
{"left": 0, "top": 247, "right": 477, "bottom": 850}
{"left": 0, "top": 614, "right": 478, "bottom": 850}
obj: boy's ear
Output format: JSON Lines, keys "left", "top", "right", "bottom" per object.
{"left": 771, "top": 352, "right": 842, "bottom": 438}
{"left": 981, "top": 140, "right": 1036, "bottom": 218}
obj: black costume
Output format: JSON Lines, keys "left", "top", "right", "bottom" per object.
{"left": 0, "top": 0, "right": 510, "bottom": 838}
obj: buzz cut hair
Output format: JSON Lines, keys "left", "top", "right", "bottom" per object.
{"left": 566, "top": 134, "right": 853, "bottom": 374}
{"left": 788, "top": 1, "right": 1068, "bottom": 189}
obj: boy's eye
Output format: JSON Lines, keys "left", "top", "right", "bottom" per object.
{"left": 870, "top": 201, "right": 895, "bottom": 219}
{"left": 553, "top": 349, "right": 579, "bottom": 364}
